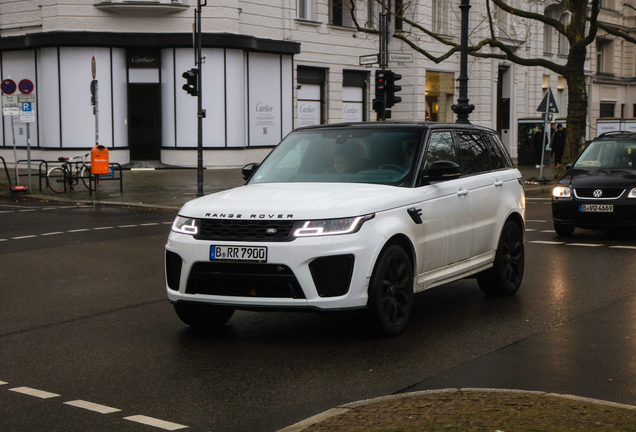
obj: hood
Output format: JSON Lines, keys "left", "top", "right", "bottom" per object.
{"left": 558, "top": 168, "right": 636, "bottom": 189}
{"left": 178, "top": 183, "right": 417, "bottom": 220}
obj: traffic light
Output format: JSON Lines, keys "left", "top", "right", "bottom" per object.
{"left": 182, "top": 68, "right": 199, "bottom": 96}
{"left": 373, "top": 70, "right": 387, "bottom": 119}
{"left": 386, "top": 70, "right": 402, "bottom": 108}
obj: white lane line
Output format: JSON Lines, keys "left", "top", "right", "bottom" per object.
{"left": 609, "top": 245, "right": 636, "bottom": 250}
{"left": 525, "top": 228, "right": 537, "bottom": 232}
{"left": 11, "top": 235, "right": 37, "bottom": 240}
{"left": 9, "top": 387, "right": 60, "bottom": 399}
{"left": 162, "top": 221, "right": 173, "bottom": 224}
{"left": 18, "top": 209, "right": 37, "bottom": 212}
{"left": 567, "top": 243, "right": 604, "bottom": 247}
{"left": 67, "top": 228, "right": 90, "bottom": 233}
{"left": 0, "top": 381, "right": 7, "bottom": 385}
{"left": 94, "top": 226, "right": 115, "bottom": 230}
{"left": 64, "top": 400, "right": 121, "bottom": 414}
{"left": 140, "top": 222, "right": 160, "bottom": 226}
{"left": 526, "top": 220, "right": 547, "bottom": 223}
{"left": 41, "top": 232, "right": 64, "bottom": 236}
{"left": 124, "top": 415, "right": 188, "bottom": 430}
{"left": 0, "top": 210, "right": 14, "bottom": 213}
{"left": 0, "top": 239, "right": 8, "bottom": 242}
{"left": 117, "top": 224, "right": 138, "bottom": 228}
{"left": 540, "top": 230, "right": 556, "bottom": 233}
{"left": 529, "top": 241, "right": 565, "bottom": 245}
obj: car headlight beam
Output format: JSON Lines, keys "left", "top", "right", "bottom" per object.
{"left": 172, "top": 216, "right": 200, "bottom": 235}
{"left": 553, "top": 186, "right": 571, "bottom": 199}
{"left": 294, "top": 214, "right": 374, "bottom": 238}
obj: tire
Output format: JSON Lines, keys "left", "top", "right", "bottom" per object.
{"left": 173, "top": 303, "right": 235, "bottom": 329}
{"left": 554, "top": 221, "right": 575, "bottom": 237}
{"left": 367, "top": 244, "right": 414, "bottom": 336}
{"left": 477, "top": 220, "right": 525, "bottom": 296}
{"left": 47, "top": 167, "right": 69, "bottom": 193}
{"left": 81, "top": 167, "right": 102, "bottom": 191}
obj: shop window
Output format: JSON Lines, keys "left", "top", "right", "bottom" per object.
{"left": 425, "top": 71, "right": 454, "bottom": 122}
{"left": 342, "top": 70, "right": 368, "bottom": 122}
{"left": 297, "top": 67, "right": 327, "bottom": 126}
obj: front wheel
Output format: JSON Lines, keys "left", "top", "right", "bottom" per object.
{"left": 554, "top": 221, "right": 575, "bottom": 237}
{"left": 367, "top": 244, "right": 414, "bottom": 336}
{"left": 477, "top": 220, "right": 525, "bottom": 296}
{"left": 47, "top": 167, "right": 69, "bottom": 193}
{"left": 173, "top": 303, "right": 235, "bottom": 329}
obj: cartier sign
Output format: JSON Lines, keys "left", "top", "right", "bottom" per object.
{"left": 127, "top": 49, "right": 160, "bottom": 69}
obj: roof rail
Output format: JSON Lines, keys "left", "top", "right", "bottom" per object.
{"left": 597, "top": 131, "right": 636, "bottom": 138}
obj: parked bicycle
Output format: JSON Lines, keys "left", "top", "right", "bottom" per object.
{"left": 46, "top": 153, "right": 100, "bottom": 193}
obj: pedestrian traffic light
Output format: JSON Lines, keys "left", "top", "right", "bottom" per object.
{"left": 182, "top": 68, "right": 199, "bottom": 96}
{"left": 386, "top": 70, "right": 402, "bottom": 108}
{"left": 374, "top": 70, "right": 387, "bottom": 119}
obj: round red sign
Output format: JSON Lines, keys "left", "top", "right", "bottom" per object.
{"left": 1, "top": 79, "right": 16, "bottom": 95}
{"left": 18, "top": 79, "right": 34, "bottom": 94}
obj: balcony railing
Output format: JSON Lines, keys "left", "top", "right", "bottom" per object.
{"left": 94, "top": 0, "right": 189, "bottom": 16}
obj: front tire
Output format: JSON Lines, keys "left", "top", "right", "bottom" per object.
{"left": 554, "top": 221, "right": 575, "bottom": 237}
{"left": 173, "top": 303, "right": 235, "bottom": 329}
{"left": 367, "top": 245, "right": 414, "bottom": 336}
{"left": 477, "top": 220, "right": 524, "bottom": 296}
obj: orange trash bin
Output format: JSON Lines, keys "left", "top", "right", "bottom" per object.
{"left": 91, "top": 145, "right": 110, "bottom": 174}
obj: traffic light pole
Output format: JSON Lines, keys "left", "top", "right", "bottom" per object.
{"left": 195, "top": 0, "right": 206, "bottom": 197}
{"left": 378, "top": 0, "right": 388, "bottom": 121}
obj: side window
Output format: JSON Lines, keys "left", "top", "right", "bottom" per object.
{"left": 456, "top": 132, "right": 492, "bottom": 175}
{"left": 425, "top": 131, "right": 459, "bottom": 170}
{"left": 483, "top": 133, "right": 510, "bottom": 170}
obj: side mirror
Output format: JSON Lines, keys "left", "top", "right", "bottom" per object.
{"left": 565, "top": 163, "right": 572, "bottom": 170}
{"left": 242, "top": 163, "right": 260, "bottom": 181}
{"left": 426, "top": 160, "right": 461, "bottom": 181}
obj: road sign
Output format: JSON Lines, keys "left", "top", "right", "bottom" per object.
{"left": 18, "top": 94, "right": 35, "bottom": 103}
{"left": 1, "top": 79, "right": 16, "bottom": 95}
{"left": 20, "top": 102, "right": 32, "bottom": 112}
{"left": 360, "top": 54, "right": 379, "bottom": 65}
{"left": 389, "top": 53, "right": 413, "bottom": 63}
{"left": 18, "top": 79, "right": 34, "bottom": 94}
{"left": 2, "top": 94, "right": 19, "bottom": 116}
{"left": 537, "top": 87, "right": 559, "bottom": 113}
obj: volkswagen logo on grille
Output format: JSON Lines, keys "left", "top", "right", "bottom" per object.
{"left": 266, "top": 228, "right": 278, "bottom": 234}
{"left": 593, "top": 189, "right": 603, "bottom": 198}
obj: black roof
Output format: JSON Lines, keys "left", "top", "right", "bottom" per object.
{"left": 295, "top": 121, "right": 497, "bottom": 133}
{"left": 596, "top": 131, "right": 636, "bottom": 140}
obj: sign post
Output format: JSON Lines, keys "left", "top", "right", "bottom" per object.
{"left": 536, "top": 87, "right": 559, "bottom": 178}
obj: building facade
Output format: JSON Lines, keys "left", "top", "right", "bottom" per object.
{"left": 0, "top": 0, "right": 579, "bottom": 168}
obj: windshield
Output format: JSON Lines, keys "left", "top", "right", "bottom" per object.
{"left": 575, "top": 139, "right": 636, "bottom": 169}
{"left": 249, "top": 127, "right": 424, "bottom": 187}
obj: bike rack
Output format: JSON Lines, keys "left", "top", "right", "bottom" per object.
{"left": 89, "top": 163, "right": 123, "bottom": 196}
{"left": 16, "top": 159, "right": 47, "bottom": 191}
{"left": 0, "top": 156, "right": 14, "bottom": 190}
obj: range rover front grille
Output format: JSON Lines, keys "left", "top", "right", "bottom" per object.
{"left": 195, "top": 219, "right": 297, "bottom": 242}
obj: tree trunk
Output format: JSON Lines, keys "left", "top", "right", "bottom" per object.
{"left": 563, "top": 51, "right": 589, "bottom": 164}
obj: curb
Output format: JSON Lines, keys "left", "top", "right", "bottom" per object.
{"left": 277, "top": 388, "right": 636, "bottom": 432}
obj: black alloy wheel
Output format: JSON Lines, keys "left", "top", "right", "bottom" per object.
{"left": 477, "top": 220, "right": 524, "bottom": 296}
{"left": 368, "top": 244, "right": 414, "bottom": 336}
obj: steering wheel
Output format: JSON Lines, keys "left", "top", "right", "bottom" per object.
{"left": 378, "top": 164, "right": 407, "bottom": 173}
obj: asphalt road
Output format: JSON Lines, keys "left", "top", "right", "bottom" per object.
{"left": 1, "top": 195, "right": 636, "bottom": 431}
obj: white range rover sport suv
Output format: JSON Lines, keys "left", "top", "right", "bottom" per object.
{"left": 165, "top": 122, "right": 526, "bottom": 335}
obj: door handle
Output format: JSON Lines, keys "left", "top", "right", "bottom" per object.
{"left": 494, "top": 180, "right": 504, "bottom": 187}
{"left": 457, "top": 187, "right": 469, "bottom": 196}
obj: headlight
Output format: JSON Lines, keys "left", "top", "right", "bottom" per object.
{"left": 172, "top": 216, "right": 199, "bottom": 235}
{"left": 294, "top": 214, "right": 374, "bottom": 237}
{"left": 553, "top": 186, "right": 571, "bottom": 199}
{"left": 629, "top": 188, "right": 636, "bottom": 198}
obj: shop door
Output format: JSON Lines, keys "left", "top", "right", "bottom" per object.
{"left": 128, "top": 84, "right": 161, "bottom": 160}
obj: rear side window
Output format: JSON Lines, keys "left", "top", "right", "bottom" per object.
{"left": 483, "top": 133, "right": 512, "bottom": 169}
{"left": 455, "top": 131, "right": 492, "bottom": 175}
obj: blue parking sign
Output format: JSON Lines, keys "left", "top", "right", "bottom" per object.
{"left": 21, "top": 102, "right": 32, "bottom": 112}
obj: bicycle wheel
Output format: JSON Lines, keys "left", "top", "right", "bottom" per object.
{"left": 47, "top": 167, "right": 69, "bottom": 193}
{"left": 80, "top": 167, "right": 96, "bottom": 191}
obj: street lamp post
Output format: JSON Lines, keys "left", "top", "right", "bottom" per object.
{"left": 452, "top": 0, "right": 475, "bottom": 124}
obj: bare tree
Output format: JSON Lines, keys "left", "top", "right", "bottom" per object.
{"left": 350, "top": 0, "right": 635, "bottom": 164}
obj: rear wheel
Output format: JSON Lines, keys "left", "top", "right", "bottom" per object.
{"left": 367, "top": 244, "right": 414, "bottom": 336}
{"left": 173, "top": 303, "right": 235, "bottom": 329}
{"left": 81, "top": 167, "right": 101, "bottom": 191}
{"left": 554, "top": 221, "right": 575, "bottom": 237}
{"left": 477, "top": 220, "right": 524, "bottom": 296}
{"left": 47, "top": 167, "right": 69, "bottom": 193}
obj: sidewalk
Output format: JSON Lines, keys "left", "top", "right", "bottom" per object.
{"left": 0, "top": 163, "right": 558, "bottom": 208}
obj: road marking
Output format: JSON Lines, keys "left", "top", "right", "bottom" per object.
{"left": 609, "top": 245, "right": 636, "bottom": 250}
{"left": 94, "top": 226, "right": 115, "bottom": 230}
{"left": 0, "top": 381, "right": 7, "bottom": 385}
{"left": 41, "top": 232, "right": 64, "bottom": 236}
{"left": 64, "top": 400, "right": 121, "bottom": 414}
{"left": 567, "top": 243, "right": 603, "bottom": 247}
{"left": 124, "top": 415, "right": 188, "bottom": 430}
{"left": 528, "top": 241, "right": 565, "bottom": 245}
{"left": 11, "top": 235, "right": 37, "bottom": 240}
{"left": 67, "top": 228, "right": 90, "bottom": 233}
{"left": 526, "top": 229, "right": 537, "bottom": 232}
{"left": 0, "top": 239, "right": 7, "bottom": 242}
{"left": 10, "top": 387, "right": 60, "bottom": 399}
{"left": 526, "top": 220, "right": 547, "bottom": 223}
{"left": 540, "top": 230, "right": 556, "bottom": 233}
{"left": 117, "top": 224, "right": 138, "bottom": 228}
{"left": 140, "top": 222, "right": 160, "bottom": 226}
{"left": 0, "top": 210, "right": 13, "bottom": 213}
{"left": 18, "top": 209, "right": 37, "bottom": 212}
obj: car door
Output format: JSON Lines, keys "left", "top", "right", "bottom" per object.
{"left": 454, "top": 131, "right": 509, "bottom": 259}
{"left": 413, "top": 130, "right": 473, "bottom": 281}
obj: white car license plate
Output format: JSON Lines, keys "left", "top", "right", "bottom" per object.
{"left": 210, "top": 245, "right": 268, "bottom": 262}
{"left": 580, "top": 204, "right": 614, "bottom": 213}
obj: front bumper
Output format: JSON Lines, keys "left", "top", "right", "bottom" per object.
{"left": 552, "top": 196, "right": 636, "bottom": 228}
{"left": 164, "top": 226, "right": 385, "bottom": 311}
